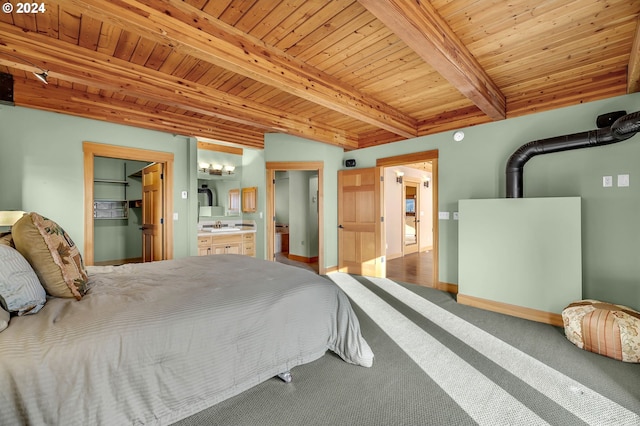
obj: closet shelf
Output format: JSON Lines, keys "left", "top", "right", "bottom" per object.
{"left": 94, "top": 178, "right": 129, "bottom": 185}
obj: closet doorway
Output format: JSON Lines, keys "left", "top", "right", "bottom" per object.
{"left": 83, "top": 142, "right": 175, "bottom": 266}
{"left": 266, "top": 161, "right": 324, "bottom": 275}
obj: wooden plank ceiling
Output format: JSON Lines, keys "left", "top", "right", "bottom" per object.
{"left": 0, "top": 0, "right": 638, "bottom": 150}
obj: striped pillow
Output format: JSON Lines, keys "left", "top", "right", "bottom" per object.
{"left": 562, "top": 300, "right": 640, "bottom": 363}
{"left": 0, "top": 305, "right": 9, "bottom": 332}
{"left": 0, "top": 245, "right": 47, "bottom": 315}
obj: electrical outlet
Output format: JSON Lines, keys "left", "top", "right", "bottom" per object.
{"left": 181, "top": 190, "right": 188, "bottom": 199}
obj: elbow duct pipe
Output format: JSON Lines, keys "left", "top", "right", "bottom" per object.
{"left": 198, "top": 187, "right": 213, "bottom": 206}
{"left": 506, "top": 111, "right": 640, "bottom": 198}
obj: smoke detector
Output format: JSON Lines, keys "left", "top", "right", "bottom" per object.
{"left": 453, "top": 130, "right": 465, "bottom": 142}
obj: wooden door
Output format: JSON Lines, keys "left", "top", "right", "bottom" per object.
{"left": 142, "top": 163, "right": 164, "bottom": 262}
{"left": 338, "top": 167, "right": 385, "bottom": 277}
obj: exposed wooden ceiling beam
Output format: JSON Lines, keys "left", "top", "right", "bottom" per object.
{"left": 62, "top": 0, "right": 418, "bottom": 139}
{"left": 197, "top": 142, "right": 244, "bottom": 155}
{"left": 628, "top": 16, "right": 640, "bottom": 93}
{"left": 358, "top": 0, "right": 506, "bottom": 121}
{"left": 0, "top": 23, "right": 357, "bottom": 148}
{"left": 12, "top": 77, "right": 265, "bottom": 147}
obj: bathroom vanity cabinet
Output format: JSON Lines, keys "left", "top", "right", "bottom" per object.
{"left": 198, "top": 232, "right": 255, "bottom": 257}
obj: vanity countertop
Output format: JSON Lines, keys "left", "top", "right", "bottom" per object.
{"left": 197, "top": 228, "right": 255, "bottom": 237}
{"left": 197, "top": 219, "right": 256, "bottom": 237}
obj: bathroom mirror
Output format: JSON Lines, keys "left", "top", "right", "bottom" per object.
{"left": 197, "top": 144, "right": 242, "bottom": 220}
{"left": 197, "top": 176, "right": 241, "bottom": 219}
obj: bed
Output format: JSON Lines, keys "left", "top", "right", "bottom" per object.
{"left": 0, "top": 213, "right": 373, "bottom": 425}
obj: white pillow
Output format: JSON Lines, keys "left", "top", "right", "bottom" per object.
{"left": 0, "top": 305, "right": 9, "bottom": 332}
{"left": 0, "top": 245, "right": 47, "bottom": 315}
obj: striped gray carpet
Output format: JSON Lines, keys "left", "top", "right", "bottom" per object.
{"left": 173, "top": 274, "right": 640, "bottom": 426}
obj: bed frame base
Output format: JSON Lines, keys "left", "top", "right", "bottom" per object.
{"left": 277, "top": 371, "right": 292, "bottom": 383}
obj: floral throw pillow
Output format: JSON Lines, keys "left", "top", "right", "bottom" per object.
{"left": 12, "top": 212, "right": 88, "bottom": 300}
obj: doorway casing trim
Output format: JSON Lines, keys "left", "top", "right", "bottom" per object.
{"left": 377, "top": 150, "right": 439, "bottom": 289}
{"left": 266, "top": 161, "right": 324, "bottom": 275}
{"left": 83, "top": 142, "right": 174, "bottom": 265}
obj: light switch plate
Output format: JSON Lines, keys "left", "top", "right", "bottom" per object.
{"left": 453, "top": 212, "right": 459, "bottom": 220}
{"left": 439, "top": 211, "right": 450, "bottom": 220}
{"left": 603, "top": 176, "right": 613, "bottom": 187}
{"left": 181, "top": 190, "right": 188, "bottom": 199}
{"left": 173, "top": 212, "right": 179, "bottom": 221}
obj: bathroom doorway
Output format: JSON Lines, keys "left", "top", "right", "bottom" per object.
{"left": 266, "top": 161, "right": 324, "bottom": 275}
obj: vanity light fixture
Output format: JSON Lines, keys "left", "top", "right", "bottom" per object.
{"left": 207, "top": 164, "right": 223, "bottom": 175}
{"left": 206, "top": 164, "right": 237, "bottom": 176}
{"left": 396, "top": 171, "right": 404, "bottom": 184}
{"left": 198, "top": 162, "right": 210, "bottom": 173}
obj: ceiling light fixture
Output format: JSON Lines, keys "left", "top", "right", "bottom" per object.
{"left": 33, "top": 70, "right": 49, "bottom": 84}
{"left": 1, "top": 52, "right": 49, "bottom": 84}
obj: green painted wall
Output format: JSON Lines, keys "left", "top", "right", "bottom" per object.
{"left": 265, "top": 93, "right": 640, "bottom": 309}
{"left": 240, "top": 147, "right": 266, "bottom": 259}
{"left": 0, "top": 106, "right": 196, "bottom": 259}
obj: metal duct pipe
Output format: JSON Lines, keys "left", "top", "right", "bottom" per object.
{"left": 505, "top": 111, "right": 640, "bottom": 198}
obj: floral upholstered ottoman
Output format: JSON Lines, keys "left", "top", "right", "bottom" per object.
{"left": 562, "top": 300, "right": 640, "bottom": 363}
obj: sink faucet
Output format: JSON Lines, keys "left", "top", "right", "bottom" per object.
{"left": 215, "top": 220, "right": 222, "bottom": 229}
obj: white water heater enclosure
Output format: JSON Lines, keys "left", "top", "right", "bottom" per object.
{"left": 458, "top": 197, "right": 582, "bottom": 319}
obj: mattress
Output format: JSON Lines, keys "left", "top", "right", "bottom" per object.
{"left": 0, "top": 255, "right": 373, "bottom": 425}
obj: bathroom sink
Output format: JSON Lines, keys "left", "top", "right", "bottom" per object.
{"left": 206, "top": 227, "right": 241, "bottom": 233}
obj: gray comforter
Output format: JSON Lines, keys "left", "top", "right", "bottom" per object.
{"left": 0, "top": 255, "right": 373, "bottom": 425}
